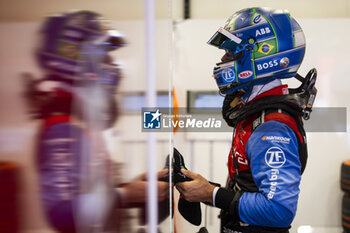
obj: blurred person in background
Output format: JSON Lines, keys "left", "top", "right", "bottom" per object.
{"left": 176, "top": 7, "right": 317, "bottom": 233}
{"left": 23, "top": 10, "right": 168, "bottom": 233}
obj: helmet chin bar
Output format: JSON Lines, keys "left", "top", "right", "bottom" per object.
{"left": 217, "top": 75, "right": 282, "bottom": 95}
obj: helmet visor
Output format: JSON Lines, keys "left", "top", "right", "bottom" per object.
{"left": 107, "top": 30, "right": 127, "bottom": 50}
{"left": 93, "top": 30, "right": 126, "bottom": 51}
{"left": 207, "top": 27, "right": 242, "bottom": 51}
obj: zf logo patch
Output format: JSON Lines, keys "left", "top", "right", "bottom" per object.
{"left": 265, "top": 147, "right": 286, "bottom": 168}
{"left": 221, "top": 67, "right": 235, "bottom": 82}
{"left": 143, "top": 109, "right": 161, "bottom": 129}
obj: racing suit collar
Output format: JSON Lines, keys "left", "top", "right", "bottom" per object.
{"left": 245, "top": 81, "right": 289, "bottom": 104}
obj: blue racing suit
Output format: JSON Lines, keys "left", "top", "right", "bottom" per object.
{"left": 216, "top": 87, "right": 307, "bottom": 233}
{"left": 240, "top": 120, "right": 301, "bottom": 227}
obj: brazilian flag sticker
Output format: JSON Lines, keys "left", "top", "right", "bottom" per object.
{"left": 58, "top": 41, "right": 80, "bottom": 59}
{"left": 254, "top": 40, "right": 276, "bottom": 59}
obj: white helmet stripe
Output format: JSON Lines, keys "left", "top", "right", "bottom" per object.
{"left": 294, "top": 30, "right": 305, "bottom": 47}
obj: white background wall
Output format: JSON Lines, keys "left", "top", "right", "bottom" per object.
{"left": 1, "top": 16, "right": 350, "bottom": 233}
{"left": 1, "top": 0, "right": 350, "bottom": 21}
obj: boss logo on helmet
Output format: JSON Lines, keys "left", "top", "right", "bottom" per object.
{"left": 256, "top": 60, "right": 278, "bottom": 71}
{"left": 238, "top": 70, "right": 253, "bottom": 79}
{"left": 255, "top": 27, "right": 271, "bottom": 37}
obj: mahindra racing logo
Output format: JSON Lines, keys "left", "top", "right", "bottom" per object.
{"left": 238, "top": 70, "right": 253, "bottom": 79}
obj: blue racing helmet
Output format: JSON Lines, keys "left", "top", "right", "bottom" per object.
{"left": 208, "top": 7, "right": 306, "bottom": 94}
{"left": 37, "top": 10, "right": 126, "bottom": 91}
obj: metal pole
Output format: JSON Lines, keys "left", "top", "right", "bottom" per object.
{"left": 184, "top": 0, "right": 191, "bottom": 19}
{"left": 144, "top": 0, "right": 157, "bottom": 232}
{"left": 168, "top": 0, "right": 174, "bottom": 232}
{"left": 190, "top": 139, "right": 195, "bottom": 171}
{"left": 209, "top": 140, "right": 214, "bottom": 225}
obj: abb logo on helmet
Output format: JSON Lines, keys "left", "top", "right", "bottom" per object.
{"left": 238, "top": 70, "right": 253, "bottom": 79}
{"left": 255, "top": 27, "right": 271, "bottom": 37}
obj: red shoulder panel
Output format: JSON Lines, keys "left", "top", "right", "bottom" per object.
{"left": 264, "top": 113, "right": 303, "bottom": 143}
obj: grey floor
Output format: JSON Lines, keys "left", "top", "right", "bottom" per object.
{"left": 293, "top": 226, "right": 343, "bottom": 233}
